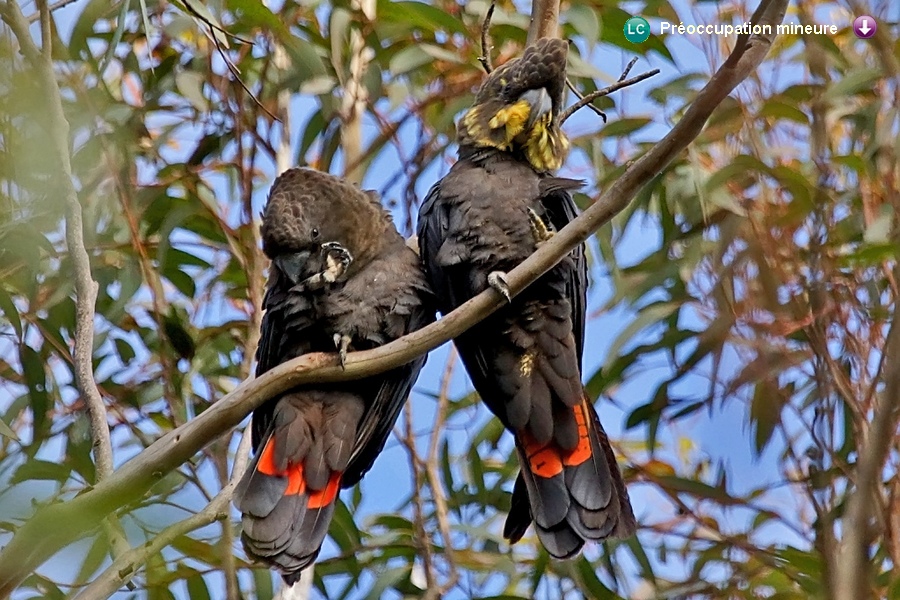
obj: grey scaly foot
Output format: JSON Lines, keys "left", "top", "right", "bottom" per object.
{"left": 526, "top": 207, "right": 554, "bottom": 246}
{"left": 488, "top": 271, "right": 512, "bottom": 302}
{"left": 333, "top": 333, "right": 352, "bottom": 369}
{"left": 300, "top": 242, "right": 353, "bottom": 290}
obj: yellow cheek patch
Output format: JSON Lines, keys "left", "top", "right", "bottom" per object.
{"left": 525, "top": 116, "right": 569, "bottom": 172}
{"left": 489, "top": 99, "right": 532, "bottom": 142}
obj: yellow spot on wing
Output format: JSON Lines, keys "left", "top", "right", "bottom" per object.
{"left": 520, "top": 350, "right": 536, "bottom": 377}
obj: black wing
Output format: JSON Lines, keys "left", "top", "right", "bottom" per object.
{"left": 342, "top": 350, "right": 429, "bottom": 487}
{"left": 250, "top": 284, "right": 318, "bottom": 449}
{"left": 541, "top": 188, "right": 587, "bottom": 366}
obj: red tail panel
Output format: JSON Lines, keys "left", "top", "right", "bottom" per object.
{"left": 307, "top": 472, "right": 341, "bottom": 509}
{"left": 562, "top": 401, "right": 592, "bottom": 467}
{"left": 523, "top": 400, "right": 595, "bottom": 477}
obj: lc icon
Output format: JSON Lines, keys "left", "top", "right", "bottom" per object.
{"left": 625, "top": 16, "right": 651, "bottom": 43}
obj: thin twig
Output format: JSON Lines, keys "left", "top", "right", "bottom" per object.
{"left": 25, "top": 0, "right": 79, "bottom": 23}
{"left": 210, "top": 31, "right": 278, "bottom": 121}
{"left": 72, "top": 429, "right": 252, "bottom": 600}
{"left": 833, "top": 261, "right": 900, "bottom": 599}
{"left": 618, "top": 56, "right": 639, "bottom": 81}
{"left": 179, "top": 0, "right": 254, "bottom": 46}
{"left": 402, "top": 401, "right": 435, "bottom": 593}
{"left": 565, "top": 78, "right": 606, "bottom": 122}
{"left": 0, "top": 0, "right": 789, "bottom": 587}
{"left": 178, "top": 0, "right": 276, "bottom": 120}
{"left": 477, "top": 0, "right": 495, "bottom": 74}
{"left": 426, "top": 350, "right": 459, "bottom": 597}
{"left": 48, "top": 0, "right": 130, "bottom": 556}
{"left": 559, "top": 68, "right": 660, "bottom": 125}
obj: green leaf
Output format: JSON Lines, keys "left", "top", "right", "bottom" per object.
{"left": 175, "top": 70, "right": 209, "bottom": 112}
{"left": 0, "top": 286, "right": 22, "bottom": 339}
{"left": 74, "top": 534, "right": 108, "bottom": 585}
{"left": 252, "top": 570, "right": 274, "bottom": 600}
{"left": 600, "top": 117, "right": 652, "bottom": 137}
{"left": 225, "top": 0, "right": 288, "bottom": 36}
{"left": 389, "top": 46, "right": 435, "bottom": 75}
{"left": 657, "top": 475, "right": 738, "bottom": 504}
{"left": 571, "top": 556, "right": 617, "bottom": 599}
{"left": 606, "top": 302, "right": 680, "bottom": 365}
{"left": 823, "top": 67, "right": 882, "bottom": 101}
{"left": 378, "top": 1, "right": 467, "bottom": 36}
{"left": 19, "top": 345, "right": 49, "bottom": 437}
{"left": 186, "top": 574, "right": 211, "bottom": 600}
{"left": 0, "top": 417, "right": 19, "bottom": 442}
{"left": 566, "top": 5, "right": 600, "bottom": 46}
{"left": 99, "top": 0, "right": 132, "bottom": 76}
{"left": 11, "top": 459, "right": 73, "bottom": 484}
{"left": 758, "top": 99, "right": 809, "bottom": 124}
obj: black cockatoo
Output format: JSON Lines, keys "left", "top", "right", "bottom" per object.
{"left": 234, "top": 168, "right": 433, "bottom": 583}
{"left": 417, "top": 38, "right": 635, "bottom": 558}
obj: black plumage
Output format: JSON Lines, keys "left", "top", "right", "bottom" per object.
{"left": 234, "top": 168, "right": 434, "bottom": 583}
{"left": 417, "top": 38, "right": 635, "bottom": 558}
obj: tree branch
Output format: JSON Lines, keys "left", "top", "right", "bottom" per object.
{"left": 339, "top": 0, "right": 375, "bottom": 185}
{"left": 0, "top": 0, "right": 787, "bottom": 591}
{"left": 833, "top": 260, "right": 900, "bottom": 598}
{"left": 2, "top": 0, "right": 128, "bottom": 558}
{"left": 526, "top": 0, "right": 559, "bottom": 43}
{"left": 71, "top": 429, "right": 252, "bottom": 600}
{"left": 559, "top": 67, "right": 659, "bottom": 125}
{"left": 478, "top": 0, "right": 495, "bottom": 74}
{"left": 26, "top": 0, "right": 80, "bottom": 23}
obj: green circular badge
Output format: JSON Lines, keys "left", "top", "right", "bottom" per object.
{"left": 624, "top": 16, "right": 651, "bottom": 43}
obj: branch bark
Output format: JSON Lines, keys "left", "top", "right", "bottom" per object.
{"left": 0, "top": 0, "right": 787, "bottom": 591}
{"left": 527, "top": 0, "right": 559, "bottom": 42}
{"left": 339, "top": 0, "right": 375, "bottom": 185}
{"left": 833, "top": 269, "right": 900, "bottom": 598}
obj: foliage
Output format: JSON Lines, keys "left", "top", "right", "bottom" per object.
{"left": 0, "top": 0, "right": 897, "bottom": 598}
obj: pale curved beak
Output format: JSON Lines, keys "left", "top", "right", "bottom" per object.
{"left": 521, "top": 87, "right": 552, "bottom": 129}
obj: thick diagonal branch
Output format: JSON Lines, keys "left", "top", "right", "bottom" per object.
{"left": 0, "top": 0, "right": 787, "bottom": 592}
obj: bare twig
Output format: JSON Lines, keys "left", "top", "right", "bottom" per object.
{"left": 178, "top": 0, "right": 275, "bottom": 119}
{"left": 25, "top": 0, "right": 80, "bottom": 23}
{"left": 426, "top": 350, "right": 459, "bottom": 596}
{"left": 562, "top": 57, "right": 643, "bottom": 124}
{"left": 209, "top": 30, "right": 278, "bottom": 121}
{"left": 477, "top": 0, "right": 495, "bottom": 74}
{"left": 559, "top": 68, "right": 660, "bottom": 125}
{"left": 15, "top": 0, "right": 130, "bottom": 557}
{"left": 180, "top": 0, "right": 254, "bottom": 46}
{"left": 565, "top": 79, "right": 607, "bottom": 122}
{"left": 402, "top": 401, "right": 435, "bottom": 593}
{"left": 72, "top": 429, "right": 253, "bottom": 600}
{"left": 833, "top": 262, "right": 900, "bottom": 599}
{"left": 0, "top": 0, "right": 788, "bottom": 589}
{"left": 527, "top": 0, "right": 559, "bottom": 43}
{"left": 618, "top": 56, "right": 639, "bottom": 81}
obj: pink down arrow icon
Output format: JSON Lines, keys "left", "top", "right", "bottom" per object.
{"left": 853, "top": 15, "right": 877, "bottom": 39}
